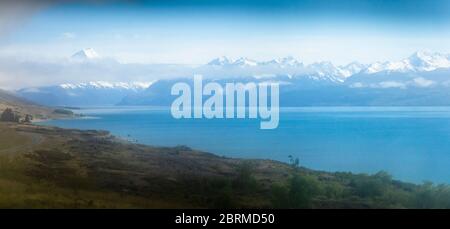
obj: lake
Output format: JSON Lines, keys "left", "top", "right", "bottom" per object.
{"left": 40, "top": 106, "right": 450, "bottom": 184}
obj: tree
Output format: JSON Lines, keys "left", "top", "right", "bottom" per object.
{"left": 24, "top": 114, "right": 33, "bottom": 123}
{"left": 288, "top": 155, "right": 300, "bottom": 169}
{"left": 0, "top": 108, "right": 20, "bottom": 122}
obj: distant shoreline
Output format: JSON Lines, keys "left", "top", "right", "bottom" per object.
{"left": 33, "top": 105, "right": 450, "bottom": 185}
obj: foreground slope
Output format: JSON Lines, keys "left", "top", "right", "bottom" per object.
{"left": 2, "top": 88, "right": 450, "bottom": 208}
{"left": 1, "top": 122, "right": 450, "bottom": 208}
{"left": 0, "top": 89, "right": 71, "bottom": 120}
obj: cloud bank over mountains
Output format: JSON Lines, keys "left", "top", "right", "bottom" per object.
{"left": 0, "top": 48, "right": 194, "bottom": 89}
{"left": 1, "top": 48, "right": 450, "bottom": 90}
{"left": 8, "top": 48, "right": 450, "bottom": 107}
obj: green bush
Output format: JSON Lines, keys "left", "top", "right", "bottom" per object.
{"left": 53, "top": 109, "right": 74, "bottom": 115}
{"left": 271, "top": 173, "right": 320, "bottom": 208}
{"left": 233, "top": 162, "right": 259, "bottom": 194}
{"left": 350, "top": 172, "right": 392, "bottom": 198}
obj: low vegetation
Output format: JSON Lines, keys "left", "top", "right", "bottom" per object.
{"left": 52, "top": 109, "right": 74, "bottom": 116}
{"left": 1, "top": 122, "right": 450, "bottom": 209}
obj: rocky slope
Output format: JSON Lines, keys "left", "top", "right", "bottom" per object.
{"left": 0, "top": 89, "right": 72, "bottom": 121}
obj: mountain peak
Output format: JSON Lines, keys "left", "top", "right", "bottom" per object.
{"left": 208, "top": 56, "right": 303, "bottom": 67}
{"left": 207, "top": 56, "right": 258, "bottom": 67}
{"left": 71, "top": 48, "right": 100, "bottom": 60}
{"left": 205, "top": 51, "right": 450, "bottom": 77}
{"left": 207, "top": 56, "right": 233, "bottom": 66}
{"left": 364, "top": 51, "right": 450, "bottom": 74}
{"left": 263, "top": 56, "right": 303, "bottom": 67}
{"left": 339, "top": 62, "right": 367, "bottom": 77}
{"left": 407, "top": 50, "right": 450, "bottom": 71}
{"left": 409, "top": 50, "right": 434, "bottom": 59}
{"left": 234, "top": 57, "right": 258, "bottom": 66}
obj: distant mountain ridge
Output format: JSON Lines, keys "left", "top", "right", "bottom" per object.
{"left": 16, "top": 50, "right": 450, "bottom": 107}
{"left": 59, "top": 81, "right": 153, "bottom": 90}
{"left": 207, "top": 50, "right": 450, "bottom": 77}
{"left": 364, "top": 51, "right": 450, "bottom": 74}
{"left": 18, "top": 81, "right": 154, "bottom": 106}
{"left": 71, "top": 48, "right": 100, "bottom": 61}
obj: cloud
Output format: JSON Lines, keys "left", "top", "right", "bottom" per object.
{"left": 413, "top": 77, "right": 435, "bottom": 87}
{"left": 0, "top": 56, "right": 196, "bottom": 90}
{"left": 350, "top": 77, "right": 439, "bottom": 90}
{"left": 376, "top": 81, "right": 407, "bottom": 89}
{"left": 349, "top": 82, "right": 365, "bottom": 88}
{"left": 0, "top": 53, "right": 311, "bottom": 90}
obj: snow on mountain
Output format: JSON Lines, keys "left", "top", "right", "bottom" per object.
{"left": 408, "top": 50, "right": 450, "bottom": 71}
{"left": 207, "top": 56, "right": 234, "bottom": 66}
{"left": 59, "top": 81, "right": 154, "bottom": 91}
{"left": 16, "top": 51, "right": 450, "bottom": 107}
{"left": 233, "top": 57, "right": 258, "bottom": 67}
{"left": 308, "top": 61, "right": 347, "bottom": 82}
{"left": 205, "top": 56, "right": 363, "bottom": 82}
{"left": 339, "top": 62, "right": 367, "bottom": 77}
{"left": 71, "top": 48, "right": 100, "bottom": 61}
{"left": 365, "top": 51, "right": 450, "bottom": 74}
{"left": 208, "top": 56, "right": 302, "bottom": 68}
{"left": 206, "top": 51, "right": 450, "bottom": 79}
{"left": 261, "top": 56, "right": 303, "bottom": 67}
{"left": 17, "top": 81, "right": 155, "bottom": 106}
{"left": 365, "top": 60, "right": 412, "bottom": 74}
{"left": 208, "top": 56, "right": 258, "bottom": 67}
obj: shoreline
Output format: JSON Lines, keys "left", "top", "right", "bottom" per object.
{"left": 33, "top": 106, "right": 450, "bottom": 186}
{"left": 2, "top": 120, "right": 450, "bottom": 208}
{"left": 30, "top": 109, "right": 433, "bottom": 186}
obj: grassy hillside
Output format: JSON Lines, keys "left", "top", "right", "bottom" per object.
{"left": 1, "top": 122, "right": 450, "bottom": 209}
{"left": 1, "top": 88, "right": 450, "bottom": 208}
{"left": 0, "top": 89, "right": 72, "bottom": 120}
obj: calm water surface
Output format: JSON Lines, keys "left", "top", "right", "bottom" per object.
{"left": 40, "top": 106, "right": 450, "bottom": 184}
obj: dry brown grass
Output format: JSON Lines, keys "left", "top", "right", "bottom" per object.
{"left": 0, "top": 123, "right": 287, "bottom": 208}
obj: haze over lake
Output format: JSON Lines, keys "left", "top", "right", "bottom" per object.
{"left": 40, "top": 106, "right": 450, "bottom": 184}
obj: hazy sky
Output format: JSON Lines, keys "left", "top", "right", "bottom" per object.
{"left": 0, "top": 0, "right": 450, "bottom": 65}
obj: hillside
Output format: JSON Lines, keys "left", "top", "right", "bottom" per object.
{"left": 3, "top": 87, "right": 450, "bottom": 208}
{"left": 1, "top": 122, "right": 450, "bottom": 208}
{"left": 0, "top": 89, "right": 72, "bottom": 120}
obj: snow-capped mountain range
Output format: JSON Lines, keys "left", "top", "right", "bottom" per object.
{"left": 364, "top": 51, "right": 450, "bottom": 74}
{"left": 18, "top": 80, "right": 154, "bottom": 106}
{"left": 207, "top": 51, "right": 450, "bottom": 79}
{"left": 209, "top": 56, "right": 304, "bottom": 67}
{"left": 65, "top": 48, "right": 450, "bottom": 81}
{"left": 59, "top": 81, "right": 153, "bottom": 90}
{"left": 15, "top": 49, "right": 450, "bottom": 106}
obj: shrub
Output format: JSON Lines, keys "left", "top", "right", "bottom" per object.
{"left": 271, "top": 173, "right": 320, "bottom": 208}
{"left": 233, "top": 162, "right": 259, "bottom": 194}
{"left": 0, "top": 108, "right": 20, "bottom": 122}
{"left": 53, "top": 109, "right": 74, "bottom": 115}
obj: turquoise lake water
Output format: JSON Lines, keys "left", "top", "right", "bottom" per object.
{"left": 40, "top": 107, "right": 450, "bottom": 184}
